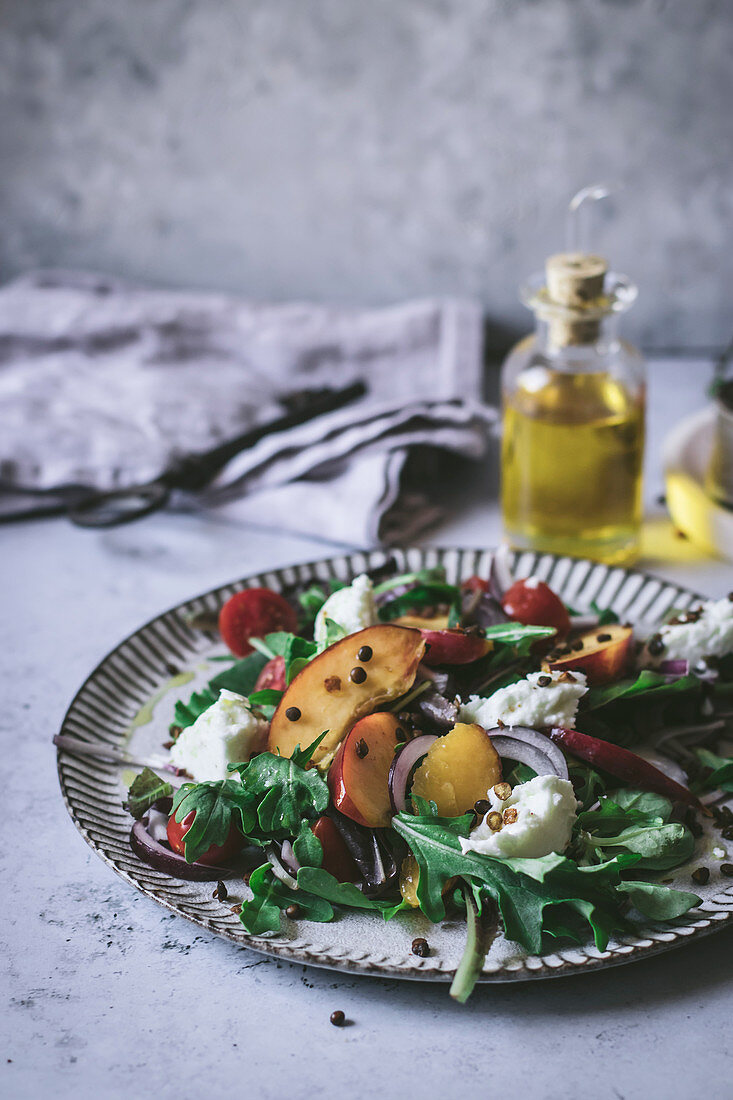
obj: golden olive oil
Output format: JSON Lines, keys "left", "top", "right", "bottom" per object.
{"left": 502, "top": 365, "right": 645, "bottom": 564}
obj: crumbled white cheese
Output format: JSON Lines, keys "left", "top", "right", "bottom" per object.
{"left": 642, "top": 597, "right": 733, "bottom": 667}
{"left": 712, "top": 846, "right": 727, "bottom": 860}
{"left": 314, "top": 573, "right": 377, "bottom": 648}
{"left": 523, "top": 576, "right": 541, "bottom": 590}
{"left": 460, "top": 774, "right": 578, "bottom": 859}
{"left": 170, "top": 689, "right": 268, "bottom": 782}
{"left": 459, "top": 669, "right": 588, "bottom": 731}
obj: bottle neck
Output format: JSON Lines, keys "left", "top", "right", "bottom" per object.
{"left": 533, "top": 311, "right": 622, "bottom": 365}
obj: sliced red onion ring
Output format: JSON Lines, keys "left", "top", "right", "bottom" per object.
{"left": 130, "top": 819, "right": 234, "bottom": 881}
{"left": 266, "top": 843, "right": 299, "bottom": 890}
{"left": 659, "top": 658, "right": 689, "bottom": 676}
{"left": 488, "top": 544, "right": 514, "bottom": 600}
{"left": 280, "top": 839, "right": 301, "bottom": 875}
{"left": 485, "top": 726, "right": 569, "bottom": 781}
{"left": 388, "top": 734, "right": 438, "bottom": 812}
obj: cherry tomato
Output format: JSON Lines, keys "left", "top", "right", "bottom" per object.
{"left": 501, "top": 578, "right": 570, "bottom": 638}
{"left": 462, "top": 575, "right": 490, "bottom": 594}
{"left": 219, "top": 588, "right": 298, "bottom": 657}
{"left": 254, "top": 655, "right": 287, "bottom": 693}
{"left": 167, "top": 810, "right": 244, "bottom": 866}
{"left": 311, "top": 816, "right": 360, "bottom": 883}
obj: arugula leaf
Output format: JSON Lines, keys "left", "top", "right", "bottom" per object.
{"left": 481, "top": 621, "right": 557, "bottom": 654}
{"left": 584, "top": 669, "right": 703, "bottom": 712}
{"left": 173, "top": 651, "right": 269, "bottom": 730}
{"left": 173, "top": 687, "right": 218, "bottom": 730}
{"left": 248, "top": 689, "right": 284, "bottom": 707}
{"left": 317, "top": 617, "right": 348, "bottom": 653}
{"left": 590, "top": 600, "right": 620, "bottom": 626}
{"left": 616, "top": 881, "right": 701, "bottom": 920}
{"left": 254, "top": 632, "right": 318, "bottom": 684}
{"left": 568, "top": 763, "right": 607, "bottom": 813}
{"left": 377, "top": 583, "right": 462, "bottom": 622}
{"left": 231, "top": 745, "right": 329, "bottom": 840}
{"left": 298, "top": 584, "right": 329, "bottom": 619}
{"left": 123, "top": 768, "right": 174, "bottom": 819}
{"left": 392, "top": 812, "right": 629, "bottom": 953}
{"left": 579, "top": 795, "right": 694, "bottom": 871}
{"left": 373, "top": 567, "right": 449, "bottom": 596}
{"left": 239, "top": 863, "right": 335, "bottom": 934}
{"left": 296, "top": 867, "right": 407, "bottom": 918}
{"left": 209, "top": 651, "right": 270, "bottom": 695}
{"left": 172, "top": 779, "right": 256, "bottom": 863}
{"left": 693, "top": 748, "right": 733, "bottom": 793}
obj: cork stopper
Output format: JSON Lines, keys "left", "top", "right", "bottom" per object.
{"left": 544, "top": 252, "right": 609, "bottom": 347}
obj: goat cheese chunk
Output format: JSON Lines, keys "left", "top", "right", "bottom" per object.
{"left": 459, "top": 670, "right": 588, "bottom": 731}
{"left": 461, "top": 774, "right": 578, "bottom": 859}
{"left": 641, "top": 597, "right": 733, "bottom": 668}
{"left": 170, "top": 689, "right": 268, "bottom": 782}
{"left": 314, "top": 573, "right": 377, "bottom": 648}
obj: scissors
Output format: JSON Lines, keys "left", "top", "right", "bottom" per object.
{"left": 0, "top": 380, "right": 366, "bottom": 529}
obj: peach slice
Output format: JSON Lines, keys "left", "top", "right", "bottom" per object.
{"left": 327, "top": 712, "right": 401, "bottom": 828}
{"left": 542, "top": 623, "right": 633, "bottom": 685}
{"left": 267, "top": 625, "right": 426, "bottom": 770}
{"left": 410, "top": 722, "right": 502, "bottom": 816}
{"left": 419, "top": 628, "right": 493, "bottom": 667}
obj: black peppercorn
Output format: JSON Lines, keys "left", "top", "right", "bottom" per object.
{"left": 285, "top": 903, "right": 300, "bottom": 918}
{"left": 720, "top": 864, "right": 733, "bottom": 878}
{"left": 537, "top": 674, "right": 552, "bottom": 686}
{"left": 647, "top": 635, "right": 665, "bottom": 656}
{"left": 213, "top": 880, "right": 228, "bottom": 901}
{"left": 330, "top": 1010, "right": 346, "bottom": 1027}
{"left": 597, "top": 633, "right": 612, "bottom": 643}
{"left": 411, "top": 937, "right": 430, "bottom": 957}
{"left": 721, "top": 825, "right": 733, "bottom": 840}
{"left": 691, "top": 867, "right": 710, "bottom": 886}
{"left": 571, "top": 638, "right": 584, "bottom": 651}
{"left": 357, "top": 645, "right": 373, "bottom": 662}
{"left": 349, "top": 666, "right": 367, "bottom": 684}
{"left": 474, "top": 799, "right": 491, "bottom": 815}
{"left": 355, "top": 738, "right": 369, "bottom": 759}
{"left": 285, "top": 706, "right": 301, "bottom": 722}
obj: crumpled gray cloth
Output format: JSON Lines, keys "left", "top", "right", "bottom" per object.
{"left": 0, "top": 270, "right": 496, "bottom": 545}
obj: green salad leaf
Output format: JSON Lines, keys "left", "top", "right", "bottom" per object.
{"left": 392, "top": 811, "right": 631, "bottom": 954}
{"left": 173, "top": 650, "right": 270, "bottom": 729}
{"left": 235, "top": 751, "right": 330, "bottom": 838}
{"left": 123, "top": 768, "right": 174, "bottom": 820}
{"left": 172, "top": 779, "right": 256, "bottom": 863}
{"left": 616, "top": 881, "right": 701, "bottom": 920}
{"left": 692, "top": 747, "right": 733, "bottom": 793}
{"left": 578, "top": 793, "right": 695, "bottom": 871}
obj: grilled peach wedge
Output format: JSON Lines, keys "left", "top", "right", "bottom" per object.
{"left": 542, "top": 623, "right": 633, "bottom": 685}
{"left": 327, "top": 712, "right": 401, "bottom": 828}
{"left": 267, "top": 625, "right": 426, "bottom": 770}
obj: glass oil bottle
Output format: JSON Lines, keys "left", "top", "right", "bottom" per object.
{"left": 501, "top": 251, "right": 646, "bottom": 564}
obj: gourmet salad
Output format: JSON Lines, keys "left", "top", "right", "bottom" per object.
{"left": 123, "top": 553, "right": 733, "bottom": 1000}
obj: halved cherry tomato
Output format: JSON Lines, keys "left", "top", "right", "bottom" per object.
{"left": 219, "top": 588, "right": 298, "bottom": 657}
{"left": 254, "top": 655, "right": 287, "bottom": 693}
{"left": 501, "top": 578, "right": 570, "bottom": 639}
{"left": 167, "top": 810, "right": 244, "bottom": 865}
{"left": 311, "top": 816, "right": 360, "bottom": 883}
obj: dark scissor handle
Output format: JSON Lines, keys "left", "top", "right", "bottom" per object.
{"left": 68, "top": 482, "right": 171, "bottom": 528}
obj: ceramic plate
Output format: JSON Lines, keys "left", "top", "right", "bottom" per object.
{"left": 56, "top": 547, "right": 733, "bottom": 983}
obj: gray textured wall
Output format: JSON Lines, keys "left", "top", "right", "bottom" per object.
{"left": 1, "top": 0, "right": 731, "bottom": 350}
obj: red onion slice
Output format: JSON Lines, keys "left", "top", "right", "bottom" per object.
{"left": 388, "top": 734, "right": 438, "bottom": 812}
{"left": 485, "top": 726, "right": 569, "bottom": 781}
{"left": 130, "top": 820, "right": 234, "bottom": 881}
{"left": 280, "top": 839, "right": 301, "bottom": 875}
{"left": 659, "top": 658, "right": 689, "bottom": 677}
{"left": 266, "top": 844, "right": 299, "bottom": 890}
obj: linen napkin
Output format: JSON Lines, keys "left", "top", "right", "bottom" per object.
{"left": 0, "top": 270, "right": 495, "bottom": 545}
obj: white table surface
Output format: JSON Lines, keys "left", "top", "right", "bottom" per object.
{"left": 3, "top": 356, "right": 732, "bottom": 1100}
